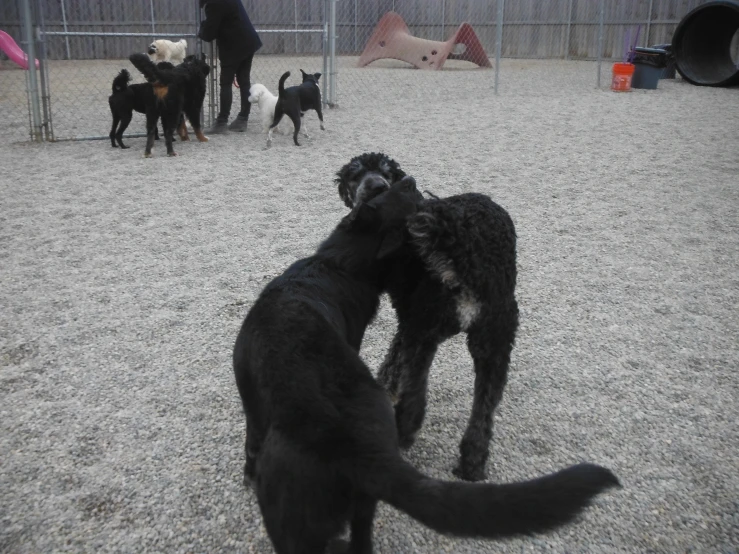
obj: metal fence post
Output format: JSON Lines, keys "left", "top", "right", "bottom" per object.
{"left": 495, "top": 0, "right": 504, "bottom": 95}
{"left": 34, "top": 0, "right": 52, "bottom": 140}
{"left": 441, "top": 0, "right": 446, "bottom": 40}
{"left": 564, "top": 0, "right": 573, "bottom": 60}
{"left": 596, "top": 0, "right": 605, "bottom": 88}
{"left": 59, "top": 0, "right": 71, "bottom": 59}
{"left": 149, "top": 0, "right": 156, "bottom": 36}
{"left": 20, "top": 0, "right": 42, "bottom": 142}
{"left": 645, "top": 0, "right": 654, "bottom": 46}
{"left": 322, "top": 0, "right": 329, "bottom": 106}
{"left": 329, "top": 0, "right": 337, "bottom": 106}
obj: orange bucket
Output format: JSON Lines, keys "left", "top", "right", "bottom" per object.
{"left": 611, "top": 62, "right": 635, "bottom": 92}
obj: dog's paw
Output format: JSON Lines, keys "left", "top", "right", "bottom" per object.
{"left": 180, "top": 135, "right": 190, "bottom": 142}
{"left": 167, "top": 151, "right": 178, "bottom": 157}
{"left": 320, "top": 123, "right": 326, "bottom": 131}
{"left": 197, "top": 135, "right": 209, "bottom": 142}
{"left": 144, "top": 152, "right": 152, "bottom": 158}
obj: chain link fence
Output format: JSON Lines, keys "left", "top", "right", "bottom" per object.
{"left": 2, "top": 0, "right": 732, "bottom": 143}
{"left": 0, "top": 0, "right": 331, "bottom": 143}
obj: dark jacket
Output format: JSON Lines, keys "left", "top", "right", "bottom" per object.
{"left": 198, "top": 0, "right": 262, "bottom": 66}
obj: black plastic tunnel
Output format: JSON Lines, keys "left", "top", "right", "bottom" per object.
{"left": 672, "top": 0, "right": 739, "bottom": 87}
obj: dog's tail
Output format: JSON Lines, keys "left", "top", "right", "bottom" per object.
{"left": 112, "top": 69, "right": 131, "bottom": 93}
{"left": 129, "top": 52, "right": 162, "bottom": 83}
{"left": 278, "top": 71, "right": 290, "bottom": 97}
{"left": 357, "top": 456, "right": 619, "bottom": 539}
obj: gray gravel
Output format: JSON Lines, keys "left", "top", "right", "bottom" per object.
{"left": 1, "top": 59, "right": 738, "bottom": 553}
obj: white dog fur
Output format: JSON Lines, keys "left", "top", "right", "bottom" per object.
{"left": 248, "top": 83, "right": 288, "bottom": 134}
{"left": 147, "top": 39, "right": 188, "bottom": 64}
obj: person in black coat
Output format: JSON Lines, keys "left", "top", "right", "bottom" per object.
{"left": 198, "top": 0, "right": 262, "bottom": 133}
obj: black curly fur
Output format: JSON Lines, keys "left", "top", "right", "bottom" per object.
{"left": 336, "top": 153, "right": 519, "bottom": 482}
{"left": 234, "top": 178, "right": 619, "bottom": 553}
{"left": 335, "top": 152, "right": 408, "bottom": 208}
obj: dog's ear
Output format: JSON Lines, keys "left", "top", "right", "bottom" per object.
{"left": 313, "top": 73, "right": 321, "bottom": 82}
{"left": 377, "top": 227, "right": 405, "bottom": 260}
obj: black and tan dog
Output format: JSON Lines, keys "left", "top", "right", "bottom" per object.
{"left": 128, "top": 53, "right": 204, "bottom": 157}
{"left": 175, "top": 53, "right": 210, "bottom": 143}
{"left": 336, "top": 152, "right": 520, "bottom": 482}
{"left": 233, "top": 177, "right": 619, "bottom": 554}
{"left": 267, "top": 70, "right": 325, "bottom": 147}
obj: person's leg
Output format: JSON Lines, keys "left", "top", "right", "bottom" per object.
{"left": 207, "top": 63, "right": 236, "bottom": 133}
{"left": 229, "top": 53, "right": 255, "bottom": 131}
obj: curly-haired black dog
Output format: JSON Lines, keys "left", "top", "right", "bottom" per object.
{"left": 335, "top": 152, "right": 518, "bottom": 482}
{"left": 108, "top": 69, "right": 159, "bottom": 149}
{"left": 234, "top": 177, "right": 618, "bottom": 554}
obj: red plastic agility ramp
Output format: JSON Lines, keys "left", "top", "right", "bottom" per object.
{"left": 358, "top": 12, "right": 492, "bottom": 70}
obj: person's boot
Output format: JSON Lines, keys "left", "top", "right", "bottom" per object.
{"left": 228, "top": 115, "right": 249, "bottom": 132}
{"left": 206, "top": 118, "right": 229, "bottom": 135}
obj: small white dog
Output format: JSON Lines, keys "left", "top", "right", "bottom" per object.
{"left": 248, "top": 83, "right": 287, "bottom": 134}
{"left": 147, "top": 39, "right": 188, "bottom": 64}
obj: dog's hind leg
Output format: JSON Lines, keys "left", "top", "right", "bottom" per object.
{"left": 110, "top": 114, "right": 120, "bottom": 147}
{"left": 315, "top": 103, "right": 326, "bottom": 131}
{"left": 453, "top": 301, "right": 518, "bottom": 482}
{"left": 267, "top": 106, "right": 285, "bottom": 147}
{"left": 178, "top": 116, "right": 190, "bottom": 141}
{"left": 299, "top": 113, "right": 309, "bottom": 139}
{"left": 115, "top": 112, "right": 133, "bottom": 149}
{"left": 287, "top": 109, "right": 302, "bottom": 146}
{"left": 256, "top": 432, "right": 348, "bottom": 554}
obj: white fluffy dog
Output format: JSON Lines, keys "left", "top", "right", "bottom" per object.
{"left": 147, "top": 39, "right": 188, "bottom": 64}
{"left": 248, "top": 83, "right": 287, "bottom": 134}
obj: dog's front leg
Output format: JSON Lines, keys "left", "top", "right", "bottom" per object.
{"left": 144, "top": 113, "right": 157, "bottom": 157}
{"left": 392, "top": 336, "right": 440, "bottom": 449}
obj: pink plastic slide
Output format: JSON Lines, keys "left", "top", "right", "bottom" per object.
{"left": 0, "top": 30, "right": 40, "bottom": 69}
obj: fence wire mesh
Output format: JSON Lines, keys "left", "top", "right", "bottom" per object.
{"left": 1, "top": 0, "right": 733, "bottom": 142}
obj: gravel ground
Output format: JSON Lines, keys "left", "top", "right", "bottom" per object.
{"left": 1, "top": 59, "right": 738, "bottom": 553}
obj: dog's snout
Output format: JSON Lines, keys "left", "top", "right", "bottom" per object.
{"left": 364, "top": 174, "right": 389, "bottom": 193}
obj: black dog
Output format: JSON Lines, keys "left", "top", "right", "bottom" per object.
{"left": 128, "top": 53, "right": 189, "bottom": 157}
{"left": 267, "top": 69, "right": 325, "bottom": 147}
{"left": 233, "top": 177, "right": 619, "bottom": 554}
{"left": 108, "top": 69, "right": 159, "bottom": 148}
{"left": 174, "top": 53, "right": 210, "bottom": 143}
{"left": 336, "top": 152, "right": 519, "bottom": 482}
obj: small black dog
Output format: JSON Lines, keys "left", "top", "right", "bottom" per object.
{"left": 128, "top": 53, "right": 189, "bottom": 157}
{"left": 234, "top": 177, "right": 619, "bottom": 554}
{"left": 108, "top": 69, "right": 159, "bottom": 148}
{"left": 336, "top": 152, "right": 519, "bottom": 482}
{"left": 175, "top": 53, "right": 210, "bottom": 143}
{"left": 267, "top": 69, "right": 325, "bottom": 147}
